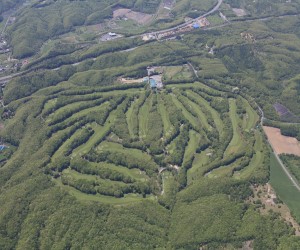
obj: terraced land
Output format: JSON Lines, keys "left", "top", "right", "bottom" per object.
{"left": 0, "top": 78, "right": 260, "bottom": 205}
{"left": 4, "top": 5, "right": 300, "bottom": 246}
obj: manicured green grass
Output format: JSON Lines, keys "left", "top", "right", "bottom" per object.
{"left": 114, "top": 19, "right": 147, "bottom": 35}
{"left": 270, "top": 153, "right": 300, "bottom": 222}
{"left": 207, "top": 157, "right": 244, "bottom": 178}
{"left": 55, "top": 179, "right": 152, "bottom": 204}
{"left": 98, "top": 141, "right": 154, "bottom": 162}
{"left": 63, "top": 168, "right": 98, "bottom": 181}
{"left": 138, "top": 93, "right": 152, "bottom": 139}
{"left": 51, "top": 127, "right": 84, "bottom": 160}
{"left": 126, "top": 99, "right": 137, "bottom": 138}
{"left": 163, "top": 65, "right": 193, "bottom": 81}
{"left": 225, "top": 99, "right": 243, "bottom": 155}
{"left": 72, "top": 122, "right": 111, "bottom": 157}
{"left": 242, "top": 98, "right": 259, "bottom": 131}
{"left": 161, "top": 171, "right": 173, "bottom": 195}
{"left": 207, "top": 14, "right": 224, "bottom": 26}
{"left": 88, "top": 161, "right": 149, "bottom": 182}
{"left": 46, "top": 101, "right": 109, "bottom": 124}
{"left": 186, "top": 90, "right": 224, "bottom": 136}
{"left": 280, "top": 155, "right": 300, "bottom": 183}
{"left": 157, "top": 94, "right": 173, "bottom": 138}
{"left": 234, "top": 131, "right": 263, "bottom": 179}
{"left": 178, "top": 93, "right": 211, "bottom": 130}
{"left": 171, "top": 94, "right": 198, "bottom": 128}
{"left": 100, "top": 88, "right": 144, "bottom": 97}
{"left": 46, "top": 100, "right": 94, "bottom": 121}
{"left": 42, "top": 98, "right": 57, "bottom": 115}
{"left": 168, "top": 81, "right": 225, "bottom": 97}
{"left": 188, "top": 57, "right": 228, "bottom": 78}
{"left": 183, "top": 130, "right": 201, "bottom": 166}
{"left": 187, "top": 150, "right": 210, "bottom": 184}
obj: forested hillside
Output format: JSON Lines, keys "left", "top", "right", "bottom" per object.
{"left": 0, "top": 0, "right": 24, "bottom": 14}
{"left": 1, "top": 0, "right": 300, "bottom": 249}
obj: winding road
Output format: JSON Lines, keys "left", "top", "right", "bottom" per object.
{"left": 257, "top": 102, "right": 300, "bottom": 191}
{"left": 273, "top": 152, "right": 300, "bottom": 192}
{"left": 149, "top": 0, "right": 223, "bottom": 36}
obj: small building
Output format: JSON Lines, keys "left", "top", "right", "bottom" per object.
{"left": 232, "top": 87, "right": 240, "bottom": 93}
{"left": 192, "top": 23, "right": 200, "bottom": 29}
{"left": 150, "top": 78, "right": 157, "bottom": 88}
{"left": 0, "top": 145, "right": 6, "bottom": 151}
{"left": 108, "top": 32, "right": 117, "bottom": 36}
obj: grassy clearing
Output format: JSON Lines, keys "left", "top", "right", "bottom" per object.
{"left": 42, "top": 98, "right": 57, "bottom": 114}
{"left": 281, "top": 155, "right": 300, "bottom": 183}
{"left": 46, "top": 99, "right": 100, "bottom": 121}
{"left": 47, "top": 102, "right": 110, "bottom": 124}
{"left": 98, "top": 141, "right": 153, "bottom": 162}
{"left": 170, "top": 94, "right": 198, "bottom": 128}
{"left": 100, "top": 88, "right": 144, "bottom": 97}
{"left": 168, "top": 81, "right": 225, "bottom": 96}
{"left": 182, "top": 94, "right": 211, "bottom": 130}
{"left": 207, "top": 14, "right": 224, "bottom": 25}
{"left": 157, "top": 94, "right": 173, "bottom": 138}
{"left": 183, "top": 130, "right": 201, "bottom": 165}
{"left": 162, "top": 65, "right": 193, "bottom": 81}
{"left": 51, "top": 128, "right": 84, "bottom": 161}
{"left": 234, "top": 131, "right": 263, "bottom": 179}
{"left": 55, "top": 179, "right": 150, "bottom": 204}
{"left": 189, "top": 57, "right": 228, "bottom": 78}
{"left": 72, "top": 122, "right": 111, "bottom": 157}
{"left": 186, "top": 90, "right": 224, "bottom": 136}
{"left": 187, "top": 150, "right": 210, "bottom": 184}
{"left": 88, "top": 161, "right": 149, "bottom": 182}
{"left": 63, "top": 168, "right": 98, "bottom": 181}
{"left": 138, "top": 93, "right": 153, "bottom": 139}
{"left": 161, "top": 171, "right": 173, "bottom": 194}
{"left": 242, "top": 98, "right": 259, "bottom": 131}
{"left": 270, "top": 153, "right": 300, "bottom": 222}
{"left": 225, "top": 99, "right": 243, "bottom": 155}
{"left": 207, "top": 157, "right": 244, "bottom": 178}
{"left": 126, "top": 93, "right": 146, "bottom": 138}
{"left": 126, "top": 98, "right": 137, "bottom": 138}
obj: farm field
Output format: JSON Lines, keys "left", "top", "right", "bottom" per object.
{"left": 263, "top": 126, "right": 300, "bottom": 156}
{"left": 270, "top": 153, "right": 300, "bottom": 222}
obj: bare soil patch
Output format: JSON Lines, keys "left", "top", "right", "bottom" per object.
{"left": 250, "top": 183, "right": 300, "bottom": 235}
{"left": 232, "top": 8, "right": 247, "bottom": 17}
{"left": 113, "top": 8, "right": 153, "bottom": 25}
{"left": 263, "top": 126, "right": 300, "bottom": 156}
{"left": 119, "top": 77, "right": 146, "bottom": 84}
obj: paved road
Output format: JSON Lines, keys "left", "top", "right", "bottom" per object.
{"left": 143, "top": 0, "right": 223, "bottom": 37}
{"left": 273, "top": 151, "right": 300, "bottom": 192}
{"left": 255, "top": 101, "right": 300, "bottom": 192}
{"left": 0, "top": 72, "right": 25, "bottom": 84}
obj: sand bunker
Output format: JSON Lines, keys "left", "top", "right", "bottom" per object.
{"left": 263, "top": 126, "right": 300, "bottom": 156}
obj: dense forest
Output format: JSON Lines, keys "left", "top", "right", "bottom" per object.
{"left": 1, "top": 0, "right": 300, "bottom": 249}
{"left": 0, "top": 0, "right": 24, "bottom": 15}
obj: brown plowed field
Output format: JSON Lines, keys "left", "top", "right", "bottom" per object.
{"left": 263, "top": 126, "right": 300, "bottom": 156}
{"left": 113, "top": 9, "right": 153, "bottom": 25}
